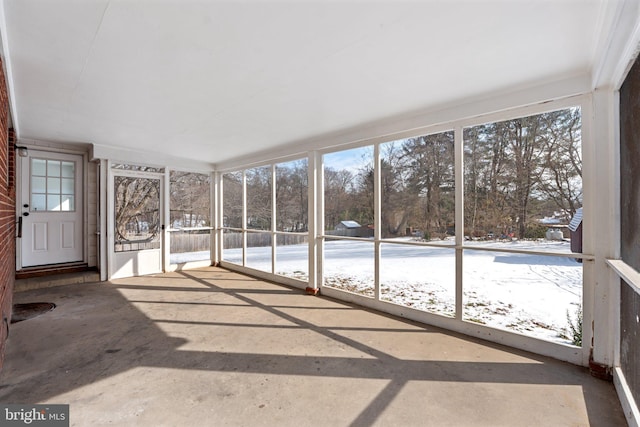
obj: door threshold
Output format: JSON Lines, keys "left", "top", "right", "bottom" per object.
{"left": 16, "top": 263, "right": 95, "bottom": 280}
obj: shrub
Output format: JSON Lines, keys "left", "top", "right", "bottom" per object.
{"left": 524, "top": 223, "right": 547, "bottom": 239}
{"left": 566, "top": 304, "right": 583, "bottom": 347}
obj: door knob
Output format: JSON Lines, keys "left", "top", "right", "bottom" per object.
{"left": 22, "top": 212, "right": 29, "bottom": 217}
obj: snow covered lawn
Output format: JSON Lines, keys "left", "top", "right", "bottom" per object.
{"left": 217, "top": 237, "right": 582, "bottom": 346}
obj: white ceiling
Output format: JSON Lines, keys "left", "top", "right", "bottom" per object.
{"left": 0, "top": 0, "right": 619, "bottom": 167}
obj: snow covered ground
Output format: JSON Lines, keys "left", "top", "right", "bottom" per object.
{"left": 183, "top": 237, "right": 583, "bottom": 346}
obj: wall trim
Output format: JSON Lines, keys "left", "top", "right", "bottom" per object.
{"left": 92, "top": 143, "right": 213, "bottom": 173}
{"left": 614, "top": 367, "right": 640, "bottom": 427}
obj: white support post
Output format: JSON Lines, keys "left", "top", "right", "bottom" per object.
{"left": 211, "top": 171, "right": 219, "bottom": 266}
{"left": 314, "top": 151, "right": 325, "bottom": 292}
{"left": 611, "top": 91, "right": 622, "bottom": 369}
{"left": 374, "top": 143, "right": 381, "bottom": 300}
{"left": 105, "top": 159, "right": 114, "bottom": 280}
{"left": 588, "top": 88, "right": 619, "bottom": 368}
{"left": 271, "top": 164, "right": 277, "bottom": 274}
{"left": 99, "top": 159, "right": 108, "bottom": 282}
{"left": 163, "top": 169, "right": 170, "bottom": 272}
{"left": 83, "top": 153, "right": 90, "bottom": 266}
{"left": 454, "top": 126, "right": 464, "bottom": 321}
{"left": 242, "top": 170, "right": 247, "bottom": 267}
{"left": 307, "top": 151, "right": 318, "bottom": 291}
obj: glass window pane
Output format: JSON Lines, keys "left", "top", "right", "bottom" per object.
{"left": 60, "top": 195, "right": 74, "bottom": 211}
{"left": 169, "top": 229, "right": 211, "bottom": 264}
{"left": 223, "top": 172, "right": 243, "bottom": 229}
{"left": 380, "top": 243, "right": 455, "bottom": 317}
{"left": 463, "top": 107, "right": 582, "bottom": 250}
{"left": 61, "top": 161, "right": 75, "bottom": 178}
{"left": 169, "top": 171, "right": 212, "bottom": 264}
{"left": 246, "top": 232, "right": 272, "bottom": 272}
{"left": 169, "top": 171, "right": 211, "bottom": 229}
{"left": 380, "top": 131, "right": 454, "bottom": 240}
{"left": 323, "top": 239, "right": 374, "bottom": 297}
{"left": 32, "top": 159, "right": 46, "bottom": 176}
{"left": 276, "top": 159, "right": 308, "bottom": 232}
{"left": 275, "top": 234, "right": 309, "bottom": 280}
{"left": 246, "top": 166, "right": 272, "bottom": 230}
{"left": 31, "top": 194, "right": 46, "bottom": 211}
{"left": 47, "top": 177, "right": 61, "bottom": 194}
{"left": 462, "top": 239, "right": 575, "bottom": 255}
{"left": 32, "top": 177, "right": 46, "bottom": 193}
{"left": 222, "top": 229, "right": 242, "bottom": 264}
{"left": 323, "top": 146, "right": 373, "bottom": 234}
{"left": 462, "top": 249, "right": 583, "bottom": 345}
{"left": 47, "top": 160, "right": 61, "bottom": 177}
{"left": 61, "top": 178, "right": 74, "bottom": 195}
{"left": 47, "top": 195, "right": 61, "bottom": 211}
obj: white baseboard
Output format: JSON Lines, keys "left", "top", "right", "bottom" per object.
{"left": 614, "top": 367, "right": 639, "bottom": 427}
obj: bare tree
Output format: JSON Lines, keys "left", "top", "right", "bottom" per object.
{"left": 223, "top": 172, "right": 243, "bottom": 228}
{"left": 276, "top": 160, "right": 308, "bottom": 232}
{"left": 324, "top": 167, "right": 356, "bottom": 230}
{"left": 246, "top": 166, "right": 272, "bottom": 230}
{"left": 170, "top": 171, "right": 210, "bottom": 228}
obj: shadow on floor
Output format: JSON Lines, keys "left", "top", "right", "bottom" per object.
{"left": 0, "top": 268, "right": 626, "bottom": 426}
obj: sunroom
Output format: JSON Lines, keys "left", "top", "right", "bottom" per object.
{"left": 1, "top": 0, "right": 639, "bottom": 424}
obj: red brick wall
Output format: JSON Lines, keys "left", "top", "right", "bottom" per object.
{"left": 0, "top": 57, "right": 15, "bottom": 371}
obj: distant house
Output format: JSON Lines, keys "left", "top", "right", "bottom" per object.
{"left": 328, "top": 220, "right": 372, "bottom": 238}
{"left": 336, "top": 220, "right": 361, "bottom": 231}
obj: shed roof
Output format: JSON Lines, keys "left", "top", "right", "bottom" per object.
{"left": 339, "top": 221, "right": 361, "bottom": 229}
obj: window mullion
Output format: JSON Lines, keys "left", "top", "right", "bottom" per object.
{"left": 455, "top": 126, "right": 464, "bottom": 321}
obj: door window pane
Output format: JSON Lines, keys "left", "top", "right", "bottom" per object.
{"left": 32, "top": 159, "right": 46, "bottom": 176}
{"left": 32, "top": 194, "right": 46, "bottom": 211}
{"left": 61, "top": 161, "right": 74, "bottom": 178}
{"left": 61, "top": 178, "right": 74, "bottom": 194}
{"left": 32, "top": 177, "right": 46, "bottom": 193}
{"left": 47, "top": 177, "right": 60, "bottom": 193}
{"left": 47, "top": 160, "right": 60, "bottom": 177}
{"left": 31, "top": 158, "right": 76, "bottom": 212}
{"left": 47, "top": 195, "right": 61, "bottom": 211}
{"left": 61, "top": 195, "right": 74, "bottom": 211}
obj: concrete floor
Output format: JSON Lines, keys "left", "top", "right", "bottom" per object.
{"left": 0, "top": 267, "right": 627, "bottom": 426}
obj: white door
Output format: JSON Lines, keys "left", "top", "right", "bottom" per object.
{"left": 20, "top": 151, "right": 84, "bottom": 267}
{"left": 110, "top": 171, "right": 163, "bottom": 279}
